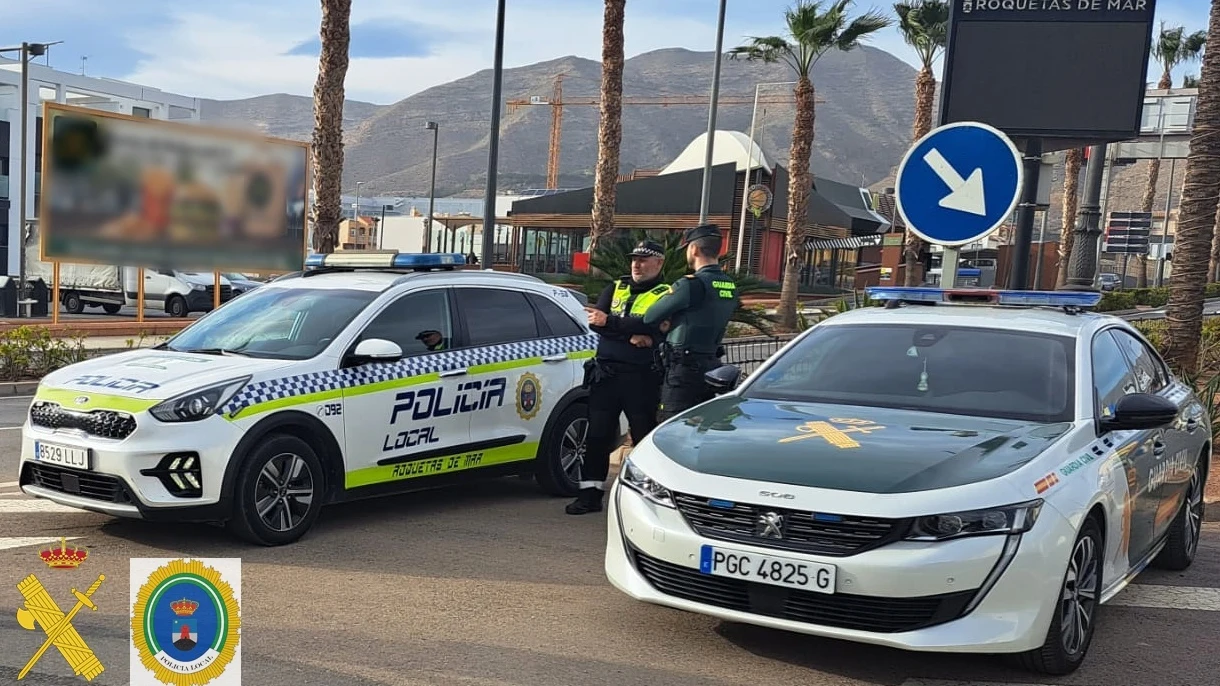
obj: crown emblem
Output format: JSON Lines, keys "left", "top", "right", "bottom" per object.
{"left": 39, "top": 537, "right": 88, "bottom": 569}
{"left": 170, "top": 598, "right": 200, "bottom": 616}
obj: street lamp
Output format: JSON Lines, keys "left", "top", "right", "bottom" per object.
{"left": 1, "top": 41, "right": 59, "bottom": 317}
{"left": 481, "top": 0, "right": 506, "bottom": 268}
{"left": 734, "top": 81, "right": 797, "bottom": 272}
{"left": 697, "top": 0, "right": 729, "bottom": 224}
{"left": 425, "top": 121, "right": 439, "bottom": 253}
{"left": 353, "top": 181, "right": 363, "bottom": 220}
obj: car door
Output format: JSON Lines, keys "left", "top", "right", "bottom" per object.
{"left": 524, "top": 290, "right": 583, "bottom": 392}
{"left": 340, "top": 287, "right": 473, "bottom": 490}
{"left": 1110, "top": 328, "right": 1194, "bottom": 539}
{"left": 1091, "top": 329, "right": 1161, "bottom": 567}
{"left": 451, "top": 286, "right": 573, "bottom": 467}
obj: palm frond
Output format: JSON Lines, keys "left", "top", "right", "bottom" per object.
{"left": 729, "top": 36, "right": 793, "bottom": 64}
{"left": 836, "top": 10, "right": 893, "bottom": 50}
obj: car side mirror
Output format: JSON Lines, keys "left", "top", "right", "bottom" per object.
{"left": 1100, "top": 393, "right": 1178, "bottom": 432}
{"left": 705, "top": 364, "right": 741, "bottom": 395}
{"left": 350, "top": 338, "right": 402, "bottom": 365}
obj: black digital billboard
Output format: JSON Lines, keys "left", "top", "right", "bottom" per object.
{"left": 939, "top": 0, "right": 1157, "bottom": 145}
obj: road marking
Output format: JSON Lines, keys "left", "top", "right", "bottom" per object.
{"left": 0, "top": 481, "right": 18, "bottom": 488}
{"left": 0, "top": 536, "right": 80, "bottom": 552}
{"left": 0, "top": 426, "right": 23, "bottom": 431}
{"left": 903, "top": 681, "right": 1058, "bottom": 686}
{"left": 0, "top": 499, "right": 92, "bottom": 514}
{"left": 1110, "top": 583, "right": 1220, "bottom": 611}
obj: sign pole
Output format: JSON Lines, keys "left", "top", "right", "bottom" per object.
{"left": 51, "top": 262, "right": 59, "bottom": 325}
{"left": 941, "top": 247, "right": 960, "bottom": 288}
{"left": 1007, "top": 138, "right": 1043, "bottom": 290}
{"left": 136, "top": 268, "right": 145, "bottom": 323}
{"left": 213, "top": 271, "right": 220, "bottom": 311}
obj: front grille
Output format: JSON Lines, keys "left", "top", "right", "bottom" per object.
{"left": 23, "top": 462, "right": 132, "bottom": 504}
{"left": 30, "top": 402, "right": 137, "bottom": 440}
{"left": 673, "top": 492, "right": 907, "bottom": 556}
{"left": 206, "top": 285, "right": 234, "bottom": 301}
{"left": 630, "top": 546, "right": 975, "bottom": 633}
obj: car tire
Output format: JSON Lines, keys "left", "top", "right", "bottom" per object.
{"left": 1152, "top": 455, "right": 1206, "bottom": 571}
{"left": 62, "top": 292, "right": 84, "bottom": 314}
{"left": 102, "top": 303, "right": 122, "bottom": 315}
{"left": 166, "top": 295, "right": 188, "bottom": 318}
{"left": 226, "top": 434, "right": 325, "bottom": 546}
{"left": 534, "top": 402, "right": 587, "bottom": 497}
{"left": 1015, "top": 515, "right": 1104, "bottom": 675}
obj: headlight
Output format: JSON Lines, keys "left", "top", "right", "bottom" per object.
{"left": 619, "top": 458, "right": 675, "bottom": 508}
{"left": 191, "top": 283, "right": 205, "bottom": 291}
{"left": 905, "top": 500, "right": 1043, "bottom": 541}
{"left": 149, "top": 377, "right": 249, "bottom": 422}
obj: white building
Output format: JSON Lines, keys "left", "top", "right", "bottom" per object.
{"left": 0, "top": 56, "right": 201, "bottom": 276}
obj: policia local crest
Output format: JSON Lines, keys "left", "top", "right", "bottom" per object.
{"left": 131, "top": 558, "right": 240, "bottom": 685}
{"left": 517, "top": 372, "right": 542, "bottom": 420}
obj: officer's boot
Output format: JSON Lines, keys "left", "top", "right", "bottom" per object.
{"left": 565, "top": 487, "right": 604, "bottom": 515}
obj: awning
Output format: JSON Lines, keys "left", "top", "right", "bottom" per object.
{"left": 805, "top": 234, "right": 884, "bottom": 251}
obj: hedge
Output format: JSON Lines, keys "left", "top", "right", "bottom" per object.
{"left": 1097, "top": 282, "right": 1220, "bottom": 313}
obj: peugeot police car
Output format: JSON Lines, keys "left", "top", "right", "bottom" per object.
{"left": 605, "top": 286, "right": 1209, "bottom": 675}
{"left": 20, "top": 252, "right": 607, "bottom": 546}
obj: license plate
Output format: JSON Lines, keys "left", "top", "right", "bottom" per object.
{"left": 33, "top": 441, "right": 90, "bottom": 470}
{"left": 699, "top": 544, "right": 836, "bottom": 594}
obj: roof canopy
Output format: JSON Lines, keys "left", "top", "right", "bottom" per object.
{"left": 660, "top": 131, "right": 775, "bottom": 176}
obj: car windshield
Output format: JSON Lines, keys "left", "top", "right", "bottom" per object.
{"left": 742, "top": 322, "right": 1075, "bottom": 423}
{"left": 164, "top": 286, "right": 378, "bottom": 360}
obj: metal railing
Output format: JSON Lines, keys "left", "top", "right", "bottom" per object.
{"left": 720, "top": 334, "right": 798, "bottom": 375}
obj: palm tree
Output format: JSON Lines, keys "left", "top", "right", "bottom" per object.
{"left": 1186, "top": 74, "right": 1201, "bottom": 88}
{"left": 309, "top": 0, "right": 352, "bottom": 254}
{"left": 730, "top": 1, "right": 891, "bottom": 330}
{"left": 1055, "top": 149, "right": 1084, "bottom": 287}
{"left": 588, "top": 0, "right": 627, "bottom": 258}
{"left": 1139, "top": 24, "right": 1207, "bottom": 286}
{"left": 1163, "top": 11, "right": 1218, "bottom": 375}
{"left": 893, "top": 0, "right": 949, "bottom": 286}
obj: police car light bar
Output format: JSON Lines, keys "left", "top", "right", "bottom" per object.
{"left": 864, "top": 286, "right": 1103, "bottom": 308}
{"left": 304, "top": 251, "right": 466, "bottom": 270}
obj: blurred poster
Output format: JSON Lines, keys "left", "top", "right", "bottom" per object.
{"left": 40, "top": 103, "right": 308, "bottom": 271}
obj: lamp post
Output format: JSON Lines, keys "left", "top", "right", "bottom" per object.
{"left": 425, "top": 121, "right": 439, "bottom": 253}
{"left": 378, "top": 204, "right": 391, "bottom": 250}
{"left": 697, "top": 0, "right": 729, "bottom": 225}
{"left": 354, "top": 181, "right": 363, "bottom": 220}
{"left": 734, "top": 81, "right": 796, "bottom": 272}
{"left": 481, "top": 0, "right": 506, "bottom": 268}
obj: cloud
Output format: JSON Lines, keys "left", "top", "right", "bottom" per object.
{"left": 284, "top": 20, "right": 449, "bottom": 59}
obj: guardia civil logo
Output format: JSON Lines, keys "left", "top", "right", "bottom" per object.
{"left": 130, "top": 558, "right": 241, "bottom": 685}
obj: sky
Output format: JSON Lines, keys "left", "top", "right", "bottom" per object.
{"left": 1, "top": 0, "right": 1210, "bottom": 105}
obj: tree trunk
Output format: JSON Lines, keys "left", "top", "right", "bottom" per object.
{"left": 903, "top": 65, "right": 937, "bottom": 286}
{"left": 1136, "top": 71, "right": 1175, "bottom": 288}
{"left": 1210, "top": 203, "right": 1220, "bottom": 281}
{"left": 587, "top": 0, "right": 626, "bottom": 258}
{"left": 309, "top": 0, "right": 352, "bottom": 255}
{"left": 1056, "top": 148, "right": 1083, "bottom": 287}
{"left": 777, "top": 77, "right": 816, "bottom": 331}
{"left": 1163, "top": 0, "right": 1220, "bottom": 376}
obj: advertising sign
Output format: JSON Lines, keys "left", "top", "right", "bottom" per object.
{"left": 40, "top": 103, "right": 308, "bottom": 271}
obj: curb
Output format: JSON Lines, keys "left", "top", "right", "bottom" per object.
{"left": 0, "top": 381, "right": 39, "bottom": 396}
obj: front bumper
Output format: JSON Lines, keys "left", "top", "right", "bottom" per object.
{"left": 18, "top": 413, "right": 246, "bottom": 522}
{"left": 605, "top": 480, "right": 1075, "bottom": 654}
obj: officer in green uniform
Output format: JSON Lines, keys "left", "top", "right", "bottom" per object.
{"left": 644, "top": 224, "right": 738, "bottom": 422}
{"left": 566, "top": 240, "right": 669, "bottom": 514}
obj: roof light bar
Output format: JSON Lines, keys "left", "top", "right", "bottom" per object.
{"left": 865, "top": 286, "right": 1102, "bottom": 308}
{"left": 304, "top": 251, "right": 466, "bottom": 270}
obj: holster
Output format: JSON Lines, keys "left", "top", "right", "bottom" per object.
{"left": 582, "top": 358, "right": 616, "bottom": 388}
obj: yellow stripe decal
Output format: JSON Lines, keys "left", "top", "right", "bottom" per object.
{"left": 345, "top": 441, "right": 539, "bottom": 489}
{"left": 34, "top": 388, "right": 160, "bottom": 414}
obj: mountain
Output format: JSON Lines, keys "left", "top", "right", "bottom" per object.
{"left": 199, "top": 47, "right": 918, "bottom": 197}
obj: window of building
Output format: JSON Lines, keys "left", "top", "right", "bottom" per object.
{"left": 132, "top": 107, "right": 151, "bottom": 118}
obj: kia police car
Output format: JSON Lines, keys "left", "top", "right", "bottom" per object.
{"left": 20, "top": 252, "right": 607, "bottom": 545}
{"left": 605, "top": 286, "right": 1209, "bottom": 675}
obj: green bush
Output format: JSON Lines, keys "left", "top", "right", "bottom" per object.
{"left": 0, "top": 327, "right": 90, "bottom": 382}
{"left": 1100, "top": 283, "right": 1220, "bottom": 313}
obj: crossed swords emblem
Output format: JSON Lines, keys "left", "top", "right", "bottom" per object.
{"left": 15, "top": 573, "right": 106, "bottom": 681}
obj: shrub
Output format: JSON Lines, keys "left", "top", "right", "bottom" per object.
{"left": 0, "top": 327, "right": 90, "bottom": 382}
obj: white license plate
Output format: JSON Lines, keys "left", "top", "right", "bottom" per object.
{"left": 33, "top": 441, "right": 91, "bottom": 470}
{"left": 699, "top": 544, "right": 836, "bottom": 594}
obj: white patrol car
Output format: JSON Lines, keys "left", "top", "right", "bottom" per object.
{"left": 605, "top": 286, "right": 1210, "bottom": 675}
{"left": 19, "top": 252, "right": 610, "bottom": 546}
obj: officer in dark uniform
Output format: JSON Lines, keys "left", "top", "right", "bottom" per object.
{"left": 566, "top": 239, "right": 669, "bottom": 515}
{"left": 644, "top": 224, "right": 738, "bottom": 422}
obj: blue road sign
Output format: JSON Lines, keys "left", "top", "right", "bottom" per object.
{"left": 894, "top": 121, "right": 1024, "bottom": 247}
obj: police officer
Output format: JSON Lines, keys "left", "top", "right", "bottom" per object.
{"left": 566, "top": 239, "right": 669, "bottom": 515}
{"left": 643, "top": 224, "right": 738, "bottom": 422}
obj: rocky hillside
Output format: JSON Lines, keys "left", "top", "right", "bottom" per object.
{"left": 199, "top": 47, "right": 918, "bottom": 196}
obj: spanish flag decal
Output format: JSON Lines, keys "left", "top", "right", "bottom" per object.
{"left": 1034, "top": 472, "right": 1060, "bottom": 494}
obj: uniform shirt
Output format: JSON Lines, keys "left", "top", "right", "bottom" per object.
{"left": 590, "top": 275, "right": 666, "bottom": 366}
{"left": 643, "top": 265, "right": 738, "bottom": 356}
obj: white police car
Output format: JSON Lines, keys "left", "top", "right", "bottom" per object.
{"left": 20, "top": 252, "right": 604, "bottom": 545}
{"left": 605, "top": 286, "right": 1209, "bottom": 675}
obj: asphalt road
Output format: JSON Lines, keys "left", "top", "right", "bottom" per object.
{"left": 1, "top": 402, "right": 1218, "bottom": 685}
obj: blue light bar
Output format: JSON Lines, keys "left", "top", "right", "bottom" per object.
{"left": 865, "top": 286, "right": 1102, "bottom": 308}
{"left": 304, "top": 251, "right": 466, "bottom": 270}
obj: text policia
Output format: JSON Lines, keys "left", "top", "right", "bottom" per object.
{"left": 382, "top": 377, "right": 509, "bottom": 452}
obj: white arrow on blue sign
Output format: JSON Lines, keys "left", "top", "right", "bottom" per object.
{"left": 894, "top": 121, "right": 1024, "bottom": 247}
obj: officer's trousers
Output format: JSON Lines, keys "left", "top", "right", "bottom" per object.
{"left": 582, "top": 362, "right": 662, "bottom": 489}
{"left": 657, "top": 355, "right": 719, "bottom": 422}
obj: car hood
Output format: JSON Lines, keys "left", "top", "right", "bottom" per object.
{"left": 37, "top": 350, "right": 298, "bottom": 405}
{"left": 649, "top": 396, "right": 1072, "bottom": 494}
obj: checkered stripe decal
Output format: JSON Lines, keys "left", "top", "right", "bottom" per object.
{"left": 222, "top": 333, "right": 598, "bottom": 416}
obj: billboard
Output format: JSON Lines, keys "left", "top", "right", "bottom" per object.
{"left": 39, "top": 103, "right": 309, "bottom": 271}
{"left": 938, "top": 0, "right": 1156, "bottom": 146}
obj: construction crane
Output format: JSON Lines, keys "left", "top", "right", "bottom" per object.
{"left": 506, "top": 73, "right": 814, "bottom": 189}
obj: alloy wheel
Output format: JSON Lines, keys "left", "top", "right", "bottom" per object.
{"left": 1185, "top": 470, "right": 1204, "bottom": 557}
{"left": 254, "top": 452, "right": 315, "bottom": 532}
{"left": 1060, "top": 534, "right": 1099, "bottom": 655}
{"left": 559, "top": 417, "right": 588, "bottom": 485}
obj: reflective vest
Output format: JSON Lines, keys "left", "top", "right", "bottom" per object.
{"left": 610, "top": 279, "right": 668, "bottom": 317}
